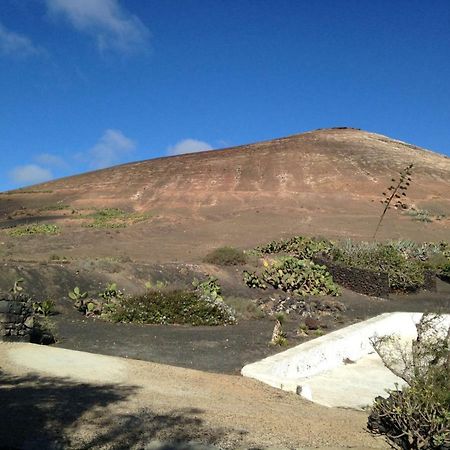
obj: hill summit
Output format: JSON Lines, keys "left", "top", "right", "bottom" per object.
{"left": 1, "top": 127, "right": 449, "bottom": 262}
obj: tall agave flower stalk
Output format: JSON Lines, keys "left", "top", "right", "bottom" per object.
{"left": 373, "top": 163, "right": 413, "bottom": 239}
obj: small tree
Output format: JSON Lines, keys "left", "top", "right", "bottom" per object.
{"left": 368, "top": 314, "right": 450, "bottom": 449}
{"left": 373, "top": 164, "right": 414, "bottom": 239}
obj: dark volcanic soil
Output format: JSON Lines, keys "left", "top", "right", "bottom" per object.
{"left": 47, "top": 280, "right": 450, "bottom": 374}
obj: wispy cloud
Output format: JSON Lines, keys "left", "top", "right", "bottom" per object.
{"left": 86, "top": 129, "right": 136, "bottom": 169}
{"left": 0, "top": 22, "right": 45, "bottom": 58}
{"left": 35, "top": 152, "right": 67, "bottom": 168}
{"left": 167, "top": 139, "right": 213, "bottom": 156}
{"left": 46, "top": 0, "right": 150, "bottom": 53}
{"left": 9, "top": 164, "right": 53, "bottom": 186}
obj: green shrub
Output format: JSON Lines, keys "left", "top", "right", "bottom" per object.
{"left": 204, "top": 246, "right": 247, "bottom": 265}
{"left": 33, "top": 299, "right": 55, "bottom": 316}
{"left": 331, "top": 241, "right": 426, "bottom": 292}
{"left": 81, "top": 208, "right": 151, "bottom": 229}
{"left": 440, "top": 262, "right": 450, "bottom": 281}
{"left": 192, "top": 276, "right": 222, "bottom": 299}
{"left": 256, "top": 235, "right": 333, "bottom": 259}
{"left": 406, "top": 208, "right": 433, "bottom": 222}
{"left": 39, "top": 204, "right": 70, "bottom": 211}
{"left": 222, "top": 296, "right": 265, "bottom": 320}
{"left": 244, "top": 256, "right": 340, "bottom": 297}
{"left": 104, "top": 289, "right": 237, "bottom": 326}
{"left": 243, "top": 270, "right": 267, "bottom": 289}
{"left": 31, "top": 316, "right": 57, "bottom": 345}
{"left": 7, "top": 223, "right": 60, "bottom": 237}
{"left": 368, "top": 314, "right": 450, "bottom": 448}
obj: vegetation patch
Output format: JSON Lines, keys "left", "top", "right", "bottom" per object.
{"left": 39, "top": 204, "right": 71, "bottom": 211}
{"left": 331, "top": 241, "right": 423, "bottom": 292}
{"left": 222, "top": 296, "right": 266, "bottom": 320}
{"left": 81, "top": 208, "right": 151, "bottom": 229}
{"left": 204, "top": 246, "right": 247, "bottom": 265}
{"left": 6, "top": 223, "right": 60, "bottom": 237}
{"left": 105, "top": 289, "right": 236, "bottom": 326}
{"left": 244, "top": 256, "right": 340, "bottom": 297}
{"left": 253, "top": 236, "right": 450, "bottom": 293}
{"left": 368, "top": 314, "right": 450, "bottom": 449}
{"left": 256, "top": 235, "right": 333, "bottom": 259}
{"left": 405, "top": 208, "right": 446, "bottom": 223}
{"left": 69, "top": 278, "right": 237, "bottom": 326}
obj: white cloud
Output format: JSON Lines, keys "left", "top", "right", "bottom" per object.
{"left": 87, "top": 129, "right": 135, "bottom": 169}
{"left": 46, "top": 0, "right": 149, "bottom": 53}
{"left": 0, "top": 22, "right": 44, "bottom": 58}
{"left": 35, "top": 153, "right": 67, "bottom": 168}
{"left": 167, "top": 139, "right": 213, "bottom": 156}
{"left": 9, "top": 165, "right": 53, "bottom": 186}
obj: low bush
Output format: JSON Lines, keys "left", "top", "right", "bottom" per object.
{"left": 204, "top": 246, "right": 247, "bottom": 265}
{"left": 31, "top": 317, "right": 57, "bottom": 345}
{"left": 32, "top": 299, "right": 55, "bottom": 316}
{"left": 256, "top": 235, "right": 333, "bottom": 259}
{"left": 406, "top": 208, "right": 434, "bottom": 222}
{"left": 222, "top": 296, "right": 266, "bottom": 320}
{"left": 244, "top": 256, "right": 340, "bottom": 297}
{"left": 81, "top": 208, "right": 151, "bottom": 229}
{"left": 331, "top": 241, "right": 426, "bottom": 292}
{"left": 7, "top": 223, "right": 60, "bottom": 237}
{"left": 368, "top": 314, "right": 450, "bottom": 449}
{"left": 104, "top": 289, "right": 237, "bottom": 326}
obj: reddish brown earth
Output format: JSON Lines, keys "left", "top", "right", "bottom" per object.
{"left": 1, "top": 128, "right": 449, "bottom": 449}
{"left": 1, "top": 127, "right": 449, "bottom": 263}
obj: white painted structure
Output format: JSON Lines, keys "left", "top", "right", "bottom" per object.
{"left": 242, "top": 312, "right": 450, "bottom": 409}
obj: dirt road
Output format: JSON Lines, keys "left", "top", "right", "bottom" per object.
{"left": 0, "top": 343, "right": 385, "bottom": 449}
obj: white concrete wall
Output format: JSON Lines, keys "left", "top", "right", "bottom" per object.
{"left": 242, "top": 313, "right": 450, "bottom": 395}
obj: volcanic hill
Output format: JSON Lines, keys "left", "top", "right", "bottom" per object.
{"left": 1, "top": 127, "right": 449, "bottom": 263}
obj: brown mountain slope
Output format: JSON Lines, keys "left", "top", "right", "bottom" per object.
{"left": 1, "top": 128, "right": 449, "bottom": 262}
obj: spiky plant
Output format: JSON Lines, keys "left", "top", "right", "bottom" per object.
{"left": 373, "top": 163, "right": 413, "bottom": 239}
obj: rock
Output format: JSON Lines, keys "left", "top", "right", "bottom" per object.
{"left": 304, "top": 316, "right": 320, "bottom": 330}
{"left": 24, "top": 316, "right": 34, "bottom": 329}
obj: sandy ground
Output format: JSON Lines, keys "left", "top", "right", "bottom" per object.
{"left": 0, "top": 342, "right": 386, "bottom": 449}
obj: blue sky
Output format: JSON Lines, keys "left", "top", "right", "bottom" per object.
{"left": 1, "top": 0, "right": 449, "bottom": 191}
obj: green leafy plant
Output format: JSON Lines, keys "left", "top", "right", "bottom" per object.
{"left": 145, "top": 280, "right": 168, "bottom": 290}
{"left": 243, "top": 270, "right": 267, "bottom": 289}
{"left": 270, "top": 316, "right": 288, "bottom": 346}
{"left": 81, "top": 208, "right": 151, "bottom": 229}
{"left": 68, "top": 286, "right": 87, "bottom": 301}
{"left": 33, "top": 299, "right": 55, "bottom": 316}
{"left": 373, "top": 163, "right": 413, "bottom": 238}
{"left": 39, "top": 204, "right": 70, "bottom": 211}
{"left": 98, "top": 282, "right": 123, "bottom": 301}
{"left": 192, "top": 276, "right": 223, "bottom": 300}
{"left": 10, "top": 278, "right": 24, "bottom": 294}
{"left": 68, "top": 286, "right": 96, "bottom": 315}
{"left": 7, "top": 223, "right": 60, "bottom": 237}
{"left": 406, "top": 208, "right": 433, "bottom": 223}
{"left": 368, "top": 314, "right": 450, "bottom": 449}
{"left": 331, "top": 241, "right": 426, "bottom": 292}
{"left": 104, "top": 289, "right": 237, "bottom": 326}
{"left": 30, "top": 316, "right": 57, "bottom": 345}
{"left": 244, "top": 257, "right": 340, "bottom": 297}
{"left": 204, "top": 246, "right": 247, "bottom": 265}
{"left": 256, "top": 235, "right": 333, "bottom": 259}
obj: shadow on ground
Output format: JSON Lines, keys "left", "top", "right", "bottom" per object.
{"left": 0, "top": 371, "right": 238, "bottom": 449}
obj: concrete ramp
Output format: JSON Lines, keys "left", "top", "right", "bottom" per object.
{"left": 242, "top": 312, "right": 450, "bottom": 409}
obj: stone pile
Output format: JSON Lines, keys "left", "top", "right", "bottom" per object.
{"left": 0, "top": 292, "right": 34, "bottom": 342}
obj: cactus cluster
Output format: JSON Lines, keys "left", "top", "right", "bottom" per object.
{"left": 243, "top": 256, "right": 340, "bottom": 297}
